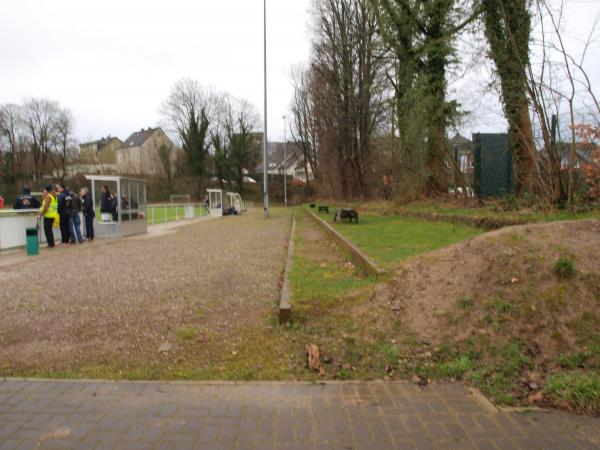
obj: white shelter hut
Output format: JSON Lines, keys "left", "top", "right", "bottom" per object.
{"left": 87, "top": 175, "right": 148, "bottom": 238}
{"left": 207, "top": 189, "right": 225, "bottom": 217}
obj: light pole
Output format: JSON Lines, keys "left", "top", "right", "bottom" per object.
{"left": 262, "top": 0, "right": 269, "bottom": 218}
{"left": 283, "top": 115, "right": 288, "bottom": 208}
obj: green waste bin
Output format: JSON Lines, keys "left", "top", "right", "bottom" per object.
{"left": 26, "top": 227, "right": 39, "bottom": 256}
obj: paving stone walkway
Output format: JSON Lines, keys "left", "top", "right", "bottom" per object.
{"left": 0, "top": 379, "right": 598, "bottom": 450}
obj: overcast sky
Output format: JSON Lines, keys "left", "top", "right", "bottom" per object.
{"left": 0, "top": 0, "right": 598, "bottom": 144}
{"left": 0, "top": 0, "right": 312, "bottom": 143}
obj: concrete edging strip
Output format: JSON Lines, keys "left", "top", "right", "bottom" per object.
{"left": 305, "top": 208, "right": 385, "bottom": 278}
{"left": 279, "top": 214, "right": 296, "bottom": 325}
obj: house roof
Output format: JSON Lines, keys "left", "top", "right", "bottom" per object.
{"left": 255, "top": 142, "right": 304, "bottom": 173}
{"left": 122, "top": 128, "right": 159, "bottom": 148}
{"left": 81, "top": 136, "right": 122, "bottom": 148}
{"left": 449, "top": 134, "right": 472, "bottom": 146}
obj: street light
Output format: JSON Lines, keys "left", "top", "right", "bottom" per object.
{"left": 262, "top": 0, "right": 269, "bottom": 218}
{"left": 283, "top": 115, "right": 288, "bottom": 208}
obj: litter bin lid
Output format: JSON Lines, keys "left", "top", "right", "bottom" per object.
{"left": 26, "top": 227, "right": 38, "bottom": 236}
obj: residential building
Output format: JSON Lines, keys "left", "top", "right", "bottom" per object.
{"left": 78, "top": 136, "right": 122, "bottom": 174}
{"left": 116, "top": 127, "right": 177, "bottom": 176}
{"left": 255, "top": 140, "right": 314, "bottom": 183}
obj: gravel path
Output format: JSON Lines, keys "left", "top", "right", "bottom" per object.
{"left": 0, "top": 210, "right": 292, "bottom": 377}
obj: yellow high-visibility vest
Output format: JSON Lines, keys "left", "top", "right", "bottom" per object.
{"left": 43, "top": 194, "right": 58, "bottom": 219}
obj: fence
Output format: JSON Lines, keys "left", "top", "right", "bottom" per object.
{"left": 147, "top": 204, "right": 207, "bottom": 225}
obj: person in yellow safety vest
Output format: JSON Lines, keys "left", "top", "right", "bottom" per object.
{"left": 38, "top": 184, "right": 58, "bottom": 248}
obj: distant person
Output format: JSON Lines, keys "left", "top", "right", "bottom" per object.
{"left": 38, "top": 185, "right": 58, "bottom": 248}
{"left": 65, "top": 188, "right": 83, "bottom": 244}
{"left": 80, "top": 187, "right": 95, "bottom": 241}
{"left": 383, "top": 175, "right": 390, "bottom": 200}
{"left": 100, "top": 185, "right": 114, "bottom": 222}
{"left": 13, "top": 186, "right": 40, "bottom": 210}
{"left": 203, "top": 194, "right": 209, "bottom": 213}
{"left": 57, "top": 184, "right": 71, "bottom": 244}
{"left": 0, "top": 195, "right": 4, "bottom": 209}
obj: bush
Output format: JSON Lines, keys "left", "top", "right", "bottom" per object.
{"left": 554, "top": 256, "right": 576, "bottom": 279}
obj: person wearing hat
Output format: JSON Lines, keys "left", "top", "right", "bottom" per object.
{"left": 38, "top": 185, "right": 58, "bottom": 248}
{"left": 56, "top": 183, "right": 71, "bottom": 244}
{"left": 13, "top": 186, "right": 40, "bottom": 210}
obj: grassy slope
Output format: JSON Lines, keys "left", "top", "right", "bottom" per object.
{"left": 316, "top": 210, "right": 481, "bottom": 267}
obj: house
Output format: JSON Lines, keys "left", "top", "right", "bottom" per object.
{"left": 560, "top": 143, "right": 596, "bottom": 170}
{"left": 255, "top": 140, "right": 314, "bottom": 183}
{"left": 116, "top": 127, "right": 177, "bottom": 176}
{"left": 449, "top": 134, "right": 475, "bottom": 174}
{"left": 78, "top": 136, "right": 122, "bottom": 174}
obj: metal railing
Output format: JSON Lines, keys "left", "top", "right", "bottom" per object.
{"left": 147, "top": 204, "right": 207, "bottom": 225}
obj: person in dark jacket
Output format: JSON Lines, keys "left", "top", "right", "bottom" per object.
{"left": 65, "top": 187, "right": 83, "bottom": 244}
{"left": 80, "top": 187, "right": 95, "bottom": 241}
{"left": 57, "top": 184, "right": 71, "bottom": 244}
{"left": 100, "top": 185, "right": 114, "bottom": 222}
{"left": 13, "top": 186, "right": 40, "bottom": 210}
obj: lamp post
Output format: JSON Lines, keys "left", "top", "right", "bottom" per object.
{"left": 262, "top": 0, "right": 269, "bottom": 218}
{"left": 283, "top": 115, "right": 288, "bottom": 208}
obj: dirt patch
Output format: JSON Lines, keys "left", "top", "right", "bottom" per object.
{"left": 384, "top": 220, "right": 600, "bottom": 346}
{"left": 0, "top": 209, "right": 292, "bottom": 377}
{"left": 374, "top": 219, "right": 600, "bottom": 411}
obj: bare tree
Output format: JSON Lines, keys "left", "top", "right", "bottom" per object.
{"left": 22, "top": 98, "right": 61, "bottom": 183}
{"left": 290, "top": 64, "right": 320, "bottom": 190}
{"left": 227, "top": 98, "right": 261, "bottom": 194}
{"left": 50, "top": 108, "right": 77, "bottom": 181}
{"left": 161, "top": 78, "right": 212, "bottom": 187}
{"left": 310, "top": 0, "right": 388, "bottom": 198}
{"left": 0, "top": 104, "right": 27, "bottom": 189}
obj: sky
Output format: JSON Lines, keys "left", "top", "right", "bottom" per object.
{"left": 0, "top": 0, "right": 312, "bottom": 143}
{"left": 0, "top": 0, "right": 598, "bottom": 144}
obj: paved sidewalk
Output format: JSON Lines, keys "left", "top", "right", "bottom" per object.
{"left": 0, "top": 379, "right": 598, "bottom": 450}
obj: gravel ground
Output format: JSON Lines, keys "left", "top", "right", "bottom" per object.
{"left": 0, "top": 209, "right": 292, "bottom": 377}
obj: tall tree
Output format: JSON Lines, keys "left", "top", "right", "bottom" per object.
{"left": 23, "top": 98, "right": 60, "bottom": 182}
{"left": 181, "top": 105, "right": 210, "bottom": 188}
{"left": 227, "top": 99, "right": 260, "bottom": 195}
{"left": 50, "top": 108, "right": 77, "bottom": 181}
{"left": 310, "top": 0, "right": 387, "bottom": 198}
{"left": 162, "top": 79, "right": 212, "bottom": 188}
{"left": 290, "top": 65, "right": 320, "bottom": 190}
{"left": 0, "top": 104, "right": 27, "bottom": 189}
{"left": 481, "top": 0, "right": 537, "bottom": 194}
{"left": 372, "top": 0, "right": 475, "bottom": 194}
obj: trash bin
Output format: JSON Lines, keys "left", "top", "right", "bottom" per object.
{"left": 26, "top": 227, "right": 39, "bottom": 256}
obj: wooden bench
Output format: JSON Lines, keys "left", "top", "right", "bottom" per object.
{"left": 309, "top": 203, "right": 316, "bottom": 209}
{"left": 318, "top": 205, "right": 330, "bottom": 214}
{"left": 333, "top": 208, "right": 359, "bottom": 223}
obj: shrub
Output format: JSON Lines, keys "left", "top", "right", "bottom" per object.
{"left": 554, "top": 256, "right": 576, "bottom": 279}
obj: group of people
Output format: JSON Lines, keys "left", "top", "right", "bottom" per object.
{"left": 37, "top": 184, "right": 96, "bottom": 248}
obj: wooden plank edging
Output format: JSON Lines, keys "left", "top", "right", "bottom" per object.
{"left": 279, "top": 214, "right": 296, "bottom": 325}
{"left": 305, "top": 208, "right": 385, "bottom": 278}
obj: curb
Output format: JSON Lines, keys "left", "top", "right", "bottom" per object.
{"left": 279, "top": 214, "right": 296, "bottom": 325}
{"left": 305, "top": 208, "right": 385, "bottom": 278}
